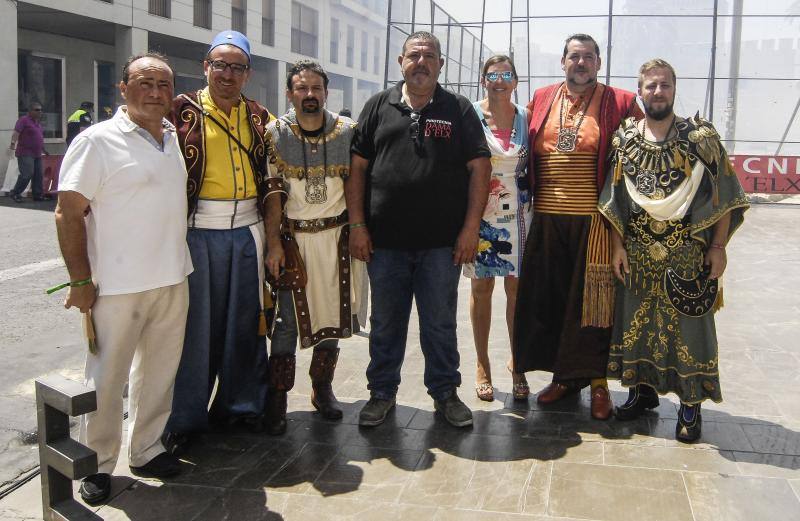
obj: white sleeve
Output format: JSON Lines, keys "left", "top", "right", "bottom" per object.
{"left": 58, "top": 134, "right": 104, "bottom": 200}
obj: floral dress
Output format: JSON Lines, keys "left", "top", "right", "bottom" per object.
{"left": 463, "top": 102, "right": 532, "bottom": 279}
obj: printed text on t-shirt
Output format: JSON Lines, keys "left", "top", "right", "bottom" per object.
{"left": 424, "top": 119, "right": 452, "bottom": 139}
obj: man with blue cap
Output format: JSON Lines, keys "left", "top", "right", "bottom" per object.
{"left": 164, "top": 30, "right": 275, "bottom": 451}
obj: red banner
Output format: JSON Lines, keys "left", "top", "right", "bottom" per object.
{"left": 728, "top": 155, "right": 800, "bottom": 194}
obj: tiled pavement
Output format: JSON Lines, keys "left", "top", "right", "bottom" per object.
{"left": 2, "top": 204, "right": 799, "bottom": 520}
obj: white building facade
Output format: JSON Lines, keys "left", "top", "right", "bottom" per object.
{"left": 1, "top": 0, "right": 390, "bottom": 162}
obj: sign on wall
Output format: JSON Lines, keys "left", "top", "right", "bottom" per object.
{"left": 729, "top": 155, "right": 800, "bottom": 194}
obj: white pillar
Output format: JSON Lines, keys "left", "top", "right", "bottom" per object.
{"left": 114, "top": 26, "right": 148, "bottom": 104}
{"left": 276, "top": 61, "right": 287, "bottom": 116}
{"left": 0, "top": 1, "right": 19, "bottom": 184}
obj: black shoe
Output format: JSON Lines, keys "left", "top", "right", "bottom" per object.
{"left": 161, "top": 431, "right": 190, "bottom": 457}
{"left": 615, "top": 385, "right": 660, "bottom": 421}
{"left": 79, "top": 473, "right": 111, "bottom": 505}
{"left": 675, "top": 403, "right": 702, "bottom": 443}
{"left": 358, "top": 396, "right": 395, "bottom": 427}
{"left": 130, "top": 452, "right": 182, "bottom": 478}
{"left": 434, "top": 391, "right": 473, "bottom": 427}
{"left": 11, "top": 194, "right": 23, "bottom": 203}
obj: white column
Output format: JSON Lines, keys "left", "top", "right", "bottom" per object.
{"left": 0, "top": 0, "right": 19, "bottom": 184}
{"left": 114, "top": 26, "right": 149, "bottom": 104}
{"left": 276, "top": 61, "right": 287, "bottom": 116}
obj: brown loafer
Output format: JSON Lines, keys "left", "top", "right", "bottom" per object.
{"left": 590, "top": 386, "right": 613, "bottom": 420}
{"left": 536, "top": 382, "right": 581, "bottom": 404}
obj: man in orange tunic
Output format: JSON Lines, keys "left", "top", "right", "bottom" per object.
{"left": 513, "top": 34, "right": 642, "bottom": 420}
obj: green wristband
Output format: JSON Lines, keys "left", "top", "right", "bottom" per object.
{"left": 349, "top": 222, "right": 367, "bottom": 229}
{"left": 45, "top": 277, "right": 93, "bottom": 295}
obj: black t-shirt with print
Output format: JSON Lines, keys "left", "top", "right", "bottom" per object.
{"left": 351, "top": 82, "right": 490, "bottom": 250}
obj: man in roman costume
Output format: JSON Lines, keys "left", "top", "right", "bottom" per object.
{"left": 263, "top": 60, "right": 362, "bottom": 435}
{"left": 600, "top": 59, "right": 748, "bottom": 441}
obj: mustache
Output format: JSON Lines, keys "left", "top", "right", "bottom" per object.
{"left": 301, "top": 99, "right": 321, "bottom": 113}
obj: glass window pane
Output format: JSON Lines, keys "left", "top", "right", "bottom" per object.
{"left": 414, "top": 0, "right": 432, "bottom": 29}
{"left": 391, "top": 0, "right": 412, "bottom": 24}
{"left": 484, "top": 0, "right": 512, "bottom": 23}
{"left": 18, "top": 53, "right": 63, "bottom": 140}
{"left": 714, "top": 78, "right": 800, "bottom": 144}
{"left": 530, "top": 17, "right": 608, "bottom": 80}
{"left": 740, "top": 0, "right": 800, "bottom": 15}
{"left": 610, "top": 16, "right": 713, "bottom": 79}
{"left": 530, "top": 0, "right": 607, "bottom": 16}
{"left": 613, "top": 0, "right": 714, "bottom": 15}
{"left": 717, "top": 16, "right": 800, "bottom": 79}
{"left": 483, "top": 21, "right": 512, "bottom": 55}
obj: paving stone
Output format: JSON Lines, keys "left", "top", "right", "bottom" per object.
{"left": 684, "top": 473, "right": 800, "bottom": 521}
{"left": 547, "top": 462, "right": 693, "bottom": 521}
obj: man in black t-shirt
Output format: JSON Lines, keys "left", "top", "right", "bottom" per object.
{"left": 347, "top": 31, "right": 492, "bottom": 428}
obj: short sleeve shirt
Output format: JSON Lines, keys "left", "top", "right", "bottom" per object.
{"left": 351, "top": 82, "right": 490, "bottom": 250}
{"left": 14, "top": 115, "right": 44, "bottom": 157}
{"left": 58, "top": 107, "right": 193, "bottom": 296}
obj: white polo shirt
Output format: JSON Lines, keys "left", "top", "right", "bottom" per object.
{"left": 59, "top": 107, "right": 193, "bottom": 296}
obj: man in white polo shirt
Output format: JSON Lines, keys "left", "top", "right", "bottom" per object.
{"left": 55, "top": 52, "right": 193, "bottom": 505}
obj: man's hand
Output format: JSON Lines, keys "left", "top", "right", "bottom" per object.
{"left": 349, "top": 227, "right": 373, "bottom": 262}
{"left": 266, "top": 243, "right": 285, "bottom": 279}
{"left": 453, "top": 224, "right": 479, "bottom": 265}
{"left": 64, "top": 283, "right": 96, "bottom": 313}
{"left": 611, "top": 244, "right": 630, "bottom": 283}
{"left": 704, "top": 247, "right": 727, "bottom": 279}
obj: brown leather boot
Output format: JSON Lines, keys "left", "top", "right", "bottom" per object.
{"left": 309, "top": 346, "right": 343, "bottom": 420}
{"left": 266, "top": 354, "right": 296, "bottom": 435}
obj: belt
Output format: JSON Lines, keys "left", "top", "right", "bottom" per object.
{"left": 189, "top": 198, "right": 261, "bottom": 230}
{"left": 287, "top": 210, "right": 348, "bottom": 234}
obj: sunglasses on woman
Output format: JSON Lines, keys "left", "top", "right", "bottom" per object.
{"left": 484, "top": 71, "right": 515, "bottom": 82}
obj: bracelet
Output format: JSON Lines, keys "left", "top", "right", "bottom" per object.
{"left": 709, "top": 243, "right": 726, "bottom": 250}
{"left": 45, "top": 277, "right": 93, "bottom": 295}
{"left": 71, "top": 277, "right": 94, "bottom": 287}
{"left": 349, "top": 222, "right": 367, "bottom": 229}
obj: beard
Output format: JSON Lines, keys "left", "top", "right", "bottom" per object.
{"left": 644, "top": 99, "right": 674, "bottom": 121}
{"left": 301, "top": 99, "right": 321, "bottom": 113}
{"left": 567, "top": 71, "right": 596, "bottom": 87}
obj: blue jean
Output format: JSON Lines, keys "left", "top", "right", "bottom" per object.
{"left": 11, "top": 156, "right": 42, "bottom": 198}
{"left": 166, "top": 227, "right": 268, "bottom": 433}
{"left": 366, "top": 247, "right": 462, "bottom": 401}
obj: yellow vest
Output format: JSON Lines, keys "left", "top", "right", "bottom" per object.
{"left": 198, "top": 88, "right": 258, "bottom": 200}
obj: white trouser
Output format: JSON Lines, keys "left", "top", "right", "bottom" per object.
{"left": 79, "top": 280, "right": 189, "bottom": 473}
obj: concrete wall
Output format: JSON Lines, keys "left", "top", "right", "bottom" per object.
{"left": 0, "top": 1, "right": 19, "bottom": 184}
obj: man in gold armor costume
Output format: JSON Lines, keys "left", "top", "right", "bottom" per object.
{"left": 600, "top": 59, "right": 748, "bottom": 442}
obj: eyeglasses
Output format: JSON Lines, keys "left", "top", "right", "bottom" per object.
{"left": 485, "top": 71, "right": 514, "bottom": 82}
{"left": 31, "top": 108, "right": 42, "bottom": 112}
{"left": 207, "top": 59, "right": 249, "bottom": 75}
{"left": 409, "top": 111, "right": 421, "bottom": 142}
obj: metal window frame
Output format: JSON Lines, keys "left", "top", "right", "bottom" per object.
{"left": 384, "top": 1, "right": 800, "bottom": 154}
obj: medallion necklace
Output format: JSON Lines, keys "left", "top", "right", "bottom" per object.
{"left": 556, "top": 82, "right": 597, "bottom": 153}
{"left": 299, "top": 116, "right": 328, "bottom": 204}
{"left": 635, "top": 115, "right": 677, "bottom": 198}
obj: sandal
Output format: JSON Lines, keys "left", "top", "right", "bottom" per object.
{"left": 507, "top": 364, "right": 530, "bottom": 400}
{"left": 475, "top": 382, "right": 494, "bottom": 402}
